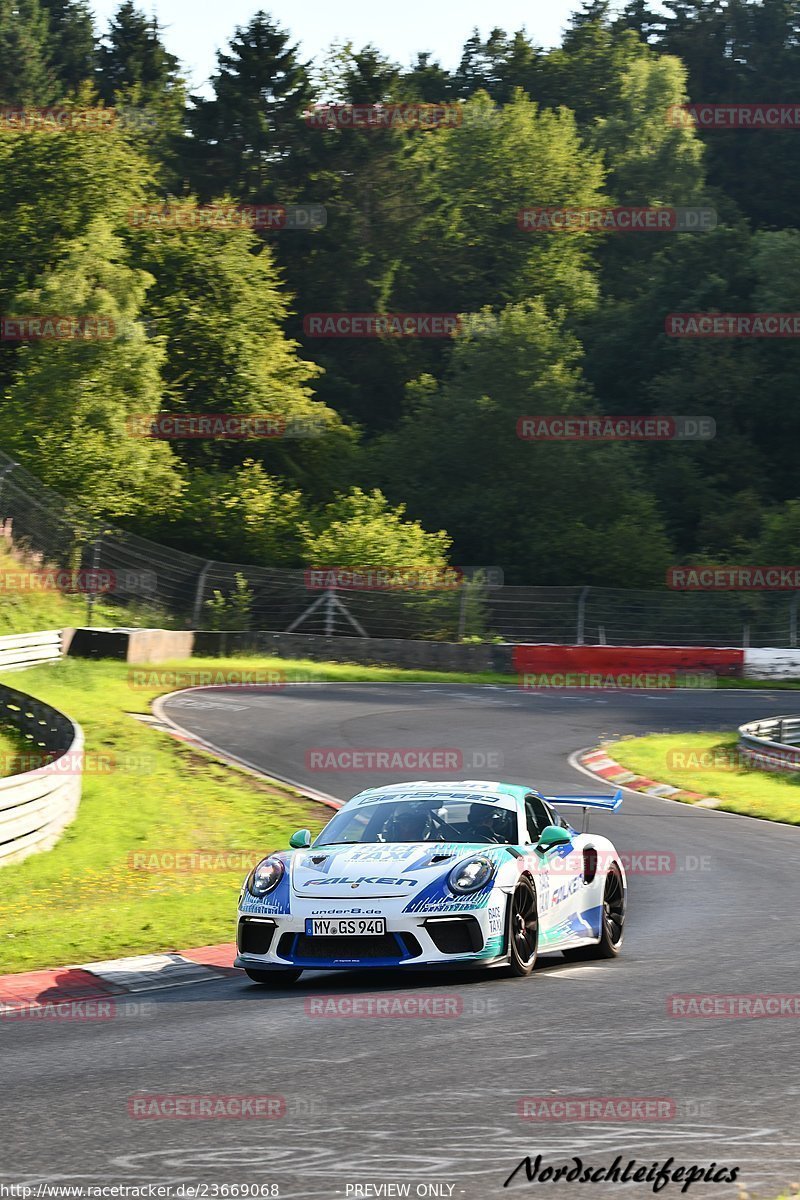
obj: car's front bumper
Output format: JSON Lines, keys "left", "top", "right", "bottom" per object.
{"left": 235, "top": 907, "right": 508, "bottom": 971}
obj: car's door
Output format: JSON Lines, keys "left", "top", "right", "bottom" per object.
{"left": 522, "top": 793, "right": 556, "bottom": 935}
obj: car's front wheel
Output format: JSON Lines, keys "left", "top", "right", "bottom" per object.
{"left": 562, "top": 864, "right": 625, "bottom": 961}
{"left": 507, "top": 877, "right": 539, "bottom": 976}
{"left": 244, "top": 967, "right": 303, "bottom": 985}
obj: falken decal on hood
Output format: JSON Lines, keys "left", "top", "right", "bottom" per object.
{"left": 290, "top": 842, "right": 500, "bottom": 900}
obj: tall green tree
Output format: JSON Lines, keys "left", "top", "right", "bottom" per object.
{"left": 0, "top": 219, "right": 183, "bottom": 521}
{"left": 96, "top": 0, "right": 186, "bottom": 172}
{"left": 186, "top": 12, "right": 313, "bottom": 201}
{"left": 129, "top": 205, "right": 355, "bottom": 498}
{"left": 40, "top": 0, "right": 95, "bottom": 95}
{"left": 96, "top": 1, "right": 182, "bottom": 107}
{"left": 0, "top": 0, "right": 57, "bottom": 104}
{"left": 372, "top": 302, "right": 671, "bottom": 584}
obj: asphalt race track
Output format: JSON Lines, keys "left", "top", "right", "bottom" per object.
{"left": 3, "top": 683, "right": 800, "bottom": 1199}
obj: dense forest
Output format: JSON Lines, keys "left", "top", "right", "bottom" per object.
{"left": 1, "top": 0, "right": 799, "bottom": 585}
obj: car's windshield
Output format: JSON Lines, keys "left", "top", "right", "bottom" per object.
{"left": 315, "top": 798, "right": 518, "bottom": 846}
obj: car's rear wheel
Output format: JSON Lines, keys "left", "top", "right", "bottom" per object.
{"left": 507, "top": 878, "right": 538, "bottom": 976}
{"left": 562, "top": 864, "right": 625, "bottom": 960}
{"left": 244, "top": 967, "right": 303, "bottom": 985}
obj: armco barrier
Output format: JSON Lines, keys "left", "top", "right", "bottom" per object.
{"left": 512, "top": 644, "right": 745, "bottom": 678}
{"left": 0, "top": 629, "right": 63, "bottom": 672}
{"left": 0, "top": 683, "right": 83, "bottom": 866}
{"left": 738, "top": 715, "right": 800, "bottom": 772}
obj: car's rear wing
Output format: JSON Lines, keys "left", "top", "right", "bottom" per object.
{"left": 543, "top": 789, "right": 623, "bottom": 833}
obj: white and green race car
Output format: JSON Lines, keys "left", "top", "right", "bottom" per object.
{"left": 236, "top": 780, "right": 627, "bottom": 983}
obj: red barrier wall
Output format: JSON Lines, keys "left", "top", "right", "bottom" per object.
{"left": 512, "top": 644, "right": 744, "bottom": 677}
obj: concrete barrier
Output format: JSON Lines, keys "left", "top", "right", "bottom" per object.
{"left": 191, "top": 630, "right": 515, "bottom": 674}
{"left": 512, "top": 644, "right": 745, "bottom": 679}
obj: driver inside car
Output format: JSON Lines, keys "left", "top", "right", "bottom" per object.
{"left": 466, "top": 803, "right": 510, "bottom": 843}
{"left": 384, "top": 805, "right": 432, "bottom": 842}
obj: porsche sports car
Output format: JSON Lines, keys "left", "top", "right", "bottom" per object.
{"left": 235, "top": 779, "right": 626, "bottom": 983}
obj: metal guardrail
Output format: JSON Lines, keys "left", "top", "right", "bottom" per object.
{"left": 738, "top": 716, "right": 800, "bottom": 772}
{"left": 0, "top": 630, "right": 63, "bottom": 672}
{"left": 0, "top": 683, "right": 83, "bottom": 866}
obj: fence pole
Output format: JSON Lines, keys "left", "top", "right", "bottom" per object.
{"left": 790, "top": 593, "right": 799, "bottom": 649}
{"left": 325, "top": 589, "right": 336, "bottom": 637}
{"left": 85, "top": 538, "right": 102, "bottom": 628}
{"left": 576, "top": 586, "right": 590, "bottom": 645}
{"left": 0, "top": 460, "right": 17, "bottom": 512}
{"left": 192, "top": 561, "right": 215, "bottom": 627}
{"left": 742, "top": 622, "right": 750, "bottom": 648}
{"left": 457, "top": 580, "right": 469, "bottom": 642}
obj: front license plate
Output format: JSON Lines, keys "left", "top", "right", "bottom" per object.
{"left": 306, "top": 918, "right": 386, "bottom": 936}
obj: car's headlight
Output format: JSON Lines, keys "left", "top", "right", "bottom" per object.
{"left": 247, "top": 856, "right": 285, "bottom": 897}
{"left": 448, "top": 856, "right": 494, "bottom": 895}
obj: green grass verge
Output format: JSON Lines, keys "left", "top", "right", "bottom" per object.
{"left": 0, "top": 654, "right": 523, "bottom": 975}
{"left": 0, "top": 541, "right": 172, "bottom": 634}
{"left": 0, "top": 724, "right": 30, "bottom": 775}
{"left": 609, "top": 731, "right": 800, "bottom": 825}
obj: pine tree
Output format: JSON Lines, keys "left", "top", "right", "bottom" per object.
{"left": 40, "top": 0, "right": 95, "bottom": 95}
{"left": 0, "top": 0, "right": 58, "bottom": 104}
{"left": 96, "top": 0, "right": 182, "bottom": 107}
{"left": 186, "top": 12, "right": 314, "bottom": 201}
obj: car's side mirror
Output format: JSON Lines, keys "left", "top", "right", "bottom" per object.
{"left": 289, "top": 829, "right": 312, "bottom": 849}
{"left": 536, "top": 825, "right": 572, "bottom": 853}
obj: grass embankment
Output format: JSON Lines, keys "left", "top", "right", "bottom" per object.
{"left": 0, "top": 654, "right": 522, "bottom": 974}
{"left": 609, "top": 731, "right": 800, "bottom": 825}
{"left": 0, "top": 540, "right": 168, "bottom": 634}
